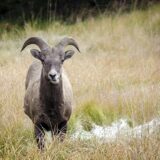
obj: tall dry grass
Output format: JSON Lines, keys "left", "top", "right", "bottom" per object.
{"left": 0, "top": 4, "right": 160, "bottom": 159}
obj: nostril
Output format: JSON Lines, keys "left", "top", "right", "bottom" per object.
{"left": 49, "top": 74, "right": 56, "bottom": 80}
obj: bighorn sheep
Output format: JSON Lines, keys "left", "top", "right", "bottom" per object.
{"left": 21, "top": 37, "right": 80, "bottom": 149}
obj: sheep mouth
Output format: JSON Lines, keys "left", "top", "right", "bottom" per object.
{"left": 49, "top": 79, "right": 60, "bottom": 85}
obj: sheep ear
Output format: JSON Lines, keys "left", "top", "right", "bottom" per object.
{"left": 30, "top": 49, "right": 45, "bottom": 62}
{"left": 64, "top": 50, "right": 75, "bottom": 60}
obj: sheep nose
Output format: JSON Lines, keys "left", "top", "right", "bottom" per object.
{"left": 49, "top": 73, "right": 57, "bottom": 80}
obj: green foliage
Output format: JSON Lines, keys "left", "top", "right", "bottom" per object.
{"left": 0, "top": 122, "right": 33, "bottom": 159}
{"left": 68, "top": 114, "right": 77, "bottom": 133}
{"left": 127, "top": 118, "right": 133, "bottom": 127}
{"left": 81, "top": 101, "right": 106, "bottom": 125}
{"left": 70, "top": 101, "right": 117, "bottom": 131}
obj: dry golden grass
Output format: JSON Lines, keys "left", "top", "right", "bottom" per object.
{"left": 0, "top": 4, "right": 160, "bottom": 159}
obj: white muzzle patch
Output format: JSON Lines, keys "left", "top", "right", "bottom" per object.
{"left": 48, "top": 69, "right": 60, "bottom": 84}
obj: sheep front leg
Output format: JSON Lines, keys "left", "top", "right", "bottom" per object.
{"left": 34, "top": 124, "right": 45, "bottom": 150}
{"left": 58, "top": 121, "right": 67, "bottom": 141}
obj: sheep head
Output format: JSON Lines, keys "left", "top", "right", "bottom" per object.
{"left": 21, "top": 37, "right": 80, "bottom": 84}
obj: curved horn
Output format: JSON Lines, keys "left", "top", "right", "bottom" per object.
{"left": 21, "top": 37, "right": 50, "bottom": 51}
{"left": 56, "top": 37, "right": 80, "bottom": 52}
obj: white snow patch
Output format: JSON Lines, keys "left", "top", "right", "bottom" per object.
{"left": 71, "top": 118, "right": 160, "bottom": 142}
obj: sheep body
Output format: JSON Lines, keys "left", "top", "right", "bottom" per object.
{"left": 21, "top": 37, "right": 79, "bottom": 149}
{"left": 24, "top": 61, "right": 73, "bottom": 126}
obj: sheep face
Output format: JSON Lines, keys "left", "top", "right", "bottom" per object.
{"left": 43, "top": 54, "right": 62, "bottom": 84}
{"left": 30, "top": 48, "right": 75, "bottom": 85}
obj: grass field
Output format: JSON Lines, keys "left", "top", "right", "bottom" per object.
{"left": 0, "top": 4, "right": 160, "bottom": 159}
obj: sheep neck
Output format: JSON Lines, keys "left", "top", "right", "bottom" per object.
{"left": 39, "top": 71, "right": 64, "bottom": 120}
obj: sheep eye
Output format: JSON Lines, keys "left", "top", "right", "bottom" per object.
{"left": 61, "top": 59, "right": 64, "bottom": 63}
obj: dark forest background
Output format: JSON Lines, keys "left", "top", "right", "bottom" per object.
{"left": 0, "top": 0, "right": 159, "bottom": 24}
